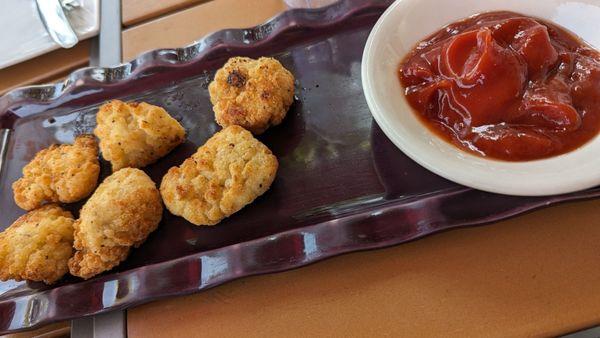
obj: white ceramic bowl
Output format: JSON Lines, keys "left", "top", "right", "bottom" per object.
{"left": 362, "top": 0, "right": 600, "bottom": 196}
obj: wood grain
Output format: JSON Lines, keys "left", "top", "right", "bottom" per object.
{"left": 121, "top": 0, "right": 286, "bottom": 61}
{"left": 128, "top": 199, "right": 600, "bottom": 337}
{"left": 121, "top": 0, "right": 211, "bottom": 26}
{"left": 0, "top": 40, "right": 90, "bottom": 96}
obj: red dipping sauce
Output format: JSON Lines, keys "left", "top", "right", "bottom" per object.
{"left": 399, "top": 11, "right": 600, "bottom": 161}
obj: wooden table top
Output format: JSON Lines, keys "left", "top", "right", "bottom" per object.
{"left": 121, "top": 0, "right": 286, "bottom": 61}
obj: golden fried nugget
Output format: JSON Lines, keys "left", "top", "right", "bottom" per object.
{"left": 12, "top": 135, "right": 100, "bottom": 211}
{"left": 94, "top": 100, "right": 186, "bottom": 171}
{"left": 209, "top": 57, "right": 295, "bottom": 134}
{"left": 0, "top": 205, "right": 74, "bottom": 284}
{"left": 160, "top": 125, "right": 278, "bottom": 226}
{"left": 68, "top": 168, "right": 162, "bottom": 279}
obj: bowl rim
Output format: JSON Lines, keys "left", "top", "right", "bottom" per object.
{"left": 361, "top": 0, "right": 600, "bottom": 196}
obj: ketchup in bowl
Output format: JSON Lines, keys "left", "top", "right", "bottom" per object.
{"left": 399, "top": 11, "right": 600, "bottom": 161}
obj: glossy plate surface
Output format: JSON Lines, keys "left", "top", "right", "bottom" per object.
{"left": 0, "top": 0, "right": 598, "bottom": 333}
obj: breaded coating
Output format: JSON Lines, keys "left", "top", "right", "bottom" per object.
{"left": 209, "top": 57, "right": 295, "bottom": 134}
{"left": 12, "top": 135, "right": 100, "bottom": 211}
{"left": 68, "top": 168, "right": 163, "bottom": 279}
{"left": 94, "top": 100, "right": 186, "bottom": 171}
{"left": 0, "top": 205, "right": 74, "bottom": 284}
{"left": 160, "top": 125, "right": 278, "bottom": 226}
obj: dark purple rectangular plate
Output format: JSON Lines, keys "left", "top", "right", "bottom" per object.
{"left": 0, "top": 0, "right": 598, "bottom": 333}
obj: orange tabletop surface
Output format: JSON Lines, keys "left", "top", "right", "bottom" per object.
{"left": 128, "top": 200, "right": 600, "bottom": 337}
{"left": 122, "top": 1, "right": 600, "bottom": 337}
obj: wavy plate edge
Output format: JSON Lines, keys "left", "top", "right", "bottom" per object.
{"left": 2, "top": 185, "right": 599, "bottom": 334}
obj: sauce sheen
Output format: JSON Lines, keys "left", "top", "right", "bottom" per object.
{"left": 398, "top": 11, "right": 600, "bottom": 161}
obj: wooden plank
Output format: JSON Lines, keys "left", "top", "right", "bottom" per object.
{"left": 121, "top": 0, "right": 211, "bottom": 26}
{"left": 0, "top": 40, "right": 90, "bottom": 96}
{"left": 121, "top": 0, "right": 286, "bottom": 61}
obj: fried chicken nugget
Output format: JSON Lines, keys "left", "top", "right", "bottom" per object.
{"left": 12, "top": 135, "right": 100, "bottom": 211}
{"left": 209, "top": 57, "right": 295, "bottom": 134}
{"left": 0, "top": 205, "right": 74, "bottom": 284}
{"left": 94, "top": 100, "right": 186, "bottom": 171}
{"left": 160, "top": 125, "right": 278, "bottom": 226}
{"left": 68, "top": 168, "right": 162, "bottom": 279}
